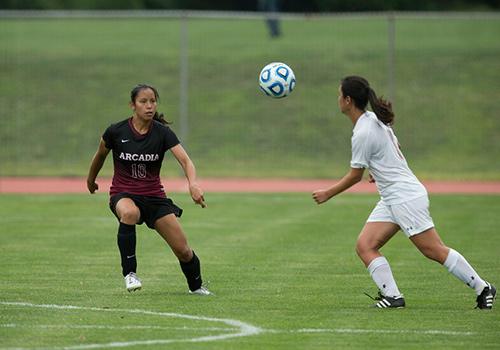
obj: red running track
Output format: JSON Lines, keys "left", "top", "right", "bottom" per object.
{"left": 1, "top": 177, "right": 500, "bottom": 194}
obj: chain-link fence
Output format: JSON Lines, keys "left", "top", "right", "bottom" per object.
{"left": 1, "top": 11, "right": 499, "bottom": 179}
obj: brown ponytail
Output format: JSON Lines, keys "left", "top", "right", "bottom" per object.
{"left": 340, "top": 76, "right": 395, "bottom": 125}
{"left": 367, "top": 87, "right": 394, "bottom": 126}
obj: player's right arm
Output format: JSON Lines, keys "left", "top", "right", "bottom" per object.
{"left": 87, "top": 138, "right": 110, "bottom": 194}
{"left": 312, "top": 167, "right": 365, "bottom": 204}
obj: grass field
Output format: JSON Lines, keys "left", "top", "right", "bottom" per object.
{"left": 1, "top": 15, "right": 500, "bottom": 179}
{"left": 1, "top": 192, "right": 499, "bottom": 349}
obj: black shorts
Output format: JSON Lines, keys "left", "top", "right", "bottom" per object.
{"left": 109, "top": 193, "right": 183, "bottom": 229}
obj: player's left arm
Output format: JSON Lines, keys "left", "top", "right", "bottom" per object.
{"left": 312, "top": 167, "right": 365, "bottom": 204}
{"left": 170, "top": 144, "right": 206, "bottom": 208}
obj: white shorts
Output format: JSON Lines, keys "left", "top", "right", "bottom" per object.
{"left": 367, "top": 195, "right": 435, "bottom": 237}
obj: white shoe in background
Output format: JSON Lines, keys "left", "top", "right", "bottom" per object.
{"left": 124, "top": 272, "right": 142, "bottom": 292}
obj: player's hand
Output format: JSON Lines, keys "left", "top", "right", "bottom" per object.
{"left": 189, "top": 183, "right": 206, "bottom": 208}
{"left": 87, "top": 180, "right": 99, "bottom": 194}
{"left": 368, "top": 174, "right": 376, "bottom": 183}
{"left": 312, "top": 189, "right": 330, "bottom": 204}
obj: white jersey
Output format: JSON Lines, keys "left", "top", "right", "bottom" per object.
{"left": 350, "top": 111, "right": 427, "bottom": 204}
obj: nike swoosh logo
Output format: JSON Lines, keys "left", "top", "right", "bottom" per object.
{"left": 121, "top": 139, "right": 130, "bottom": 143}
{"left": 126, "top": 255, "right": 135, "bottom": 259}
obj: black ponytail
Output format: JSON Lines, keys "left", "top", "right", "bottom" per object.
{"left": 130, "top": 83, "right": 171, "bottom": 125}
{"left": 340, "top": 76, "right": 394, "bottom": 125}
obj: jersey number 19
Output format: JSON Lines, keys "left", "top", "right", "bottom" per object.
{"left": 131, "top": 163, "right": 147, "bottom": 178}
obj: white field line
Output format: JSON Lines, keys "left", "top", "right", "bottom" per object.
{"left": 0, "top": 301, "right": 262, "bottom": 349}
{"left": 0, "top": 324, "right": 236, "bottom": 332}
{"left": 268, "top": 328, "right": 476, "bottom": 336}
{"left": 1, "top": 323, "right": 477, "bottom": 337}
{"left": 0, "top": 301, "right": 476, "bottom": 350}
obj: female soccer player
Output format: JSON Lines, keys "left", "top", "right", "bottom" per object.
{"left": 312, "top": 76, "right": 495, "bottom": 309}
{"left": 87, "top": 84, "right": 211, "bottom": 295}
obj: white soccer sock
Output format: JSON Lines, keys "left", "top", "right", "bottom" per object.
{"left": 443, "top": 248, "right": 487, "bottom": 295}
{"left": 367, "top": 256, "right": 402, "bottom": 298}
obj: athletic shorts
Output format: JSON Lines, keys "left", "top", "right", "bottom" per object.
{"left": 109, "top": 192, "right": 183, "bottom": 229}
{"left": 367, "top": 195, "right": 434, "bottom": 237}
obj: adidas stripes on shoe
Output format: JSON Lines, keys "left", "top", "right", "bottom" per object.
{"left": 374, "top": 295, "right": 405, "bottom": 308}
{"left": 366, "top": 291, "right": 405, "bottom": 309}
{"left": 476, "top": 282, "right": 496, "bottom": 309}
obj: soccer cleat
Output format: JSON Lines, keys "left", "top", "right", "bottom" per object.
{"left": 189, "top": 286, "right": 213, "bottom": 296}
{"left": 476, "top": 282, "right": 496, "bottom": 309}
{"left": 374, "top": 295, "right": 406, "bottom": 308}
{"left": 365, "top": 291, "right": 405, "bottom": 308}
{"left": 124, "top": 272, "right": 142, "bottom": 292}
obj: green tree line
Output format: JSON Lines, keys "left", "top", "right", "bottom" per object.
{"left": 1, "top": 0, "right": 499, "bottom": 11}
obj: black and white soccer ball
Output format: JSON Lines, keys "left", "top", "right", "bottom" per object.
{"left": 259, "top": 62, "right": 296, "bottom": 98}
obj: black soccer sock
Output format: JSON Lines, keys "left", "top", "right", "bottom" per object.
{"left": 117, "top": 222, "right": 137, "bottom": 277}
{"left": 179, "top": 251, "right": 202, "bottom": 291}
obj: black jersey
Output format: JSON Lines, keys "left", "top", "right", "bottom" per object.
{"left": 102, "top": 117, "right": 180, "bottom": 197}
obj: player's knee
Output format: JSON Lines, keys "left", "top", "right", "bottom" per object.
{"left": 120, "top": 210, "right": 139, "bottom": 225}
{"left": 175, "top": 246, "right": 193, "bottom": 262}
{"left": 355, "top": 242, "right": 362, "bottom": 257}
{"left": 355, "top": 239, "right": 370, "bottom": 257}
{"left": 356, "top": 238, "right": 382, "bottom": 262}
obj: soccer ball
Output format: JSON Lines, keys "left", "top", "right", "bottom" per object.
{"left": 259, "top": 62, "right": 296, "bottom": 98}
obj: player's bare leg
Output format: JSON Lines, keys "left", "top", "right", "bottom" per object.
{"left": 155, "top": 214, "right": 211, "bottom": 295}
{"left": 357, "top": 222, "right": 405, "bottom": 308}
{"left": 411, "top": 228, "right": 495, "bottom": 309}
